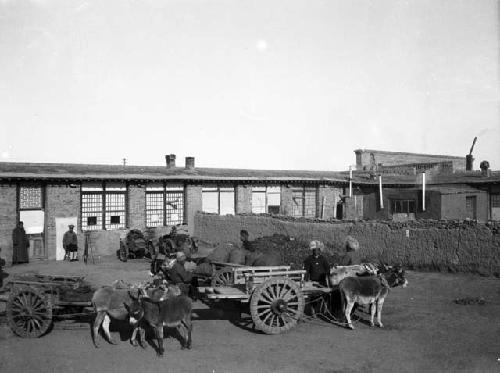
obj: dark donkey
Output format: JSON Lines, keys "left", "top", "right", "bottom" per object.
{"left": 125, "top": 289, "right": 193, "bottom": 357}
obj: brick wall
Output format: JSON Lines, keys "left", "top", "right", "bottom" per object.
{"left": 128, "top": 184, "right": 145, "bottom": 230}
{"left": 45, "top": 184, "right": 81, "bottom": 260}
{"left": 236, "top": 185, "right": 252, "bottom": 214}
{"left": 280, "top": 185, "right": 294, "bottom": 216}
{"left": 0, "top": 184, "right": 17, "bottom": 265}
{"left": 441, "top": 191, "right": 488, "bottom": 222}
{"left": 185, "top": 185, "right": 202, "bottom": 235}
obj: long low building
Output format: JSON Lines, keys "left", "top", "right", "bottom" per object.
{"left": 0, "top": 153, "right": 499, "bottom": 264}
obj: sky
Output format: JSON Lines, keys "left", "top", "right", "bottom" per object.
{"left": 0, "top": 0, "right": 499, "bottom": 171}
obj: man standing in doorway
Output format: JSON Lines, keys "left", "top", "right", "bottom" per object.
{"left": 63, "top": 224, "right": 78, "bottom": 262}
{"left": 12, "top": 221, "right": 29, "bottom": 264}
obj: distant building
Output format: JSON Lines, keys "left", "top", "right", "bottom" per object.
{"left": 354, "top": 149, "right": 466, "bottom": 173}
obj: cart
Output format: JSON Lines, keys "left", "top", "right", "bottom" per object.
{"left": 0, "top": 274, "right": 95, "bottom": 338}
{"left": 199, "top": 262, "right": 332, "bottom": 334}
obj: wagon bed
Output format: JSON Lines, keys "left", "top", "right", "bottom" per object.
{"left": 0, "top": 274, "right": 95, "bottom": 338}
{"left": 198, "top": 262, "right": 332, "bottom": 334}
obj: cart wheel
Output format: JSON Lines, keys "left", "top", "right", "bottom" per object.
{"left": 211, "top": 268, "right": 234, "bottom": 288}
{"left": 250, "top": 277, "right": 305, "bottom": 334}
{"left": 6, "top": 286, "right": 53, "bottom": 338}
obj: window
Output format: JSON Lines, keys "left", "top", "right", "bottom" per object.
{"left": 492, "top": 194, "right": 500, "bottom": 221}
{"left": 466, "top": 196, "right": 477, "bottom": 220}
{"left": 251, "top": 186, "right": 281, "bottom": 214}
{"left": 291, "top": 186, "right": 317, "bottom": 218}
{"left": 391, "top": 199, "right": 416, "bottom": 214}
{"left": 18, "top": 185, "right": 44, "bottom": 234}
{"left": 81, "top": 183, "right": 126, "bottom": 231}
{"left": 19, "top": 186, "right": 43, "bottom": 209}
{"left": 202, "top": 186, "right": 235, "bottom": 215}
{"left": 146, "top": 184, "right": 184, "bottom": 227}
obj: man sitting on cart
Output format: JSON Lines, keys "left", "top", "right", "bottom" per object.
{"left": 303, "top": 240, "right": 330, "bottom": 286}
{"left": 165, "top": 251, "right": 198, "bottom": 298}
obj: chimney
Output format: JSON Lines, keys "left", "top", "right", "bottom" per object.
{"left": 165, "top": 154, "right": 176, "bottom": 168}
{"left": 465, "top": 155, "right": 474, "bottom": 171}
{"left": 185, "top": 156, "right": 195, "bottom": 170}
{"left": 480, "top": 160, "right": 490, "bottom": 176}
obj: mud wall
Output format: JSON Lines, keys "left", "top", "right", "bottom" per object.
{"left": 194, "top": 213, "right": 500, "bottom": 275}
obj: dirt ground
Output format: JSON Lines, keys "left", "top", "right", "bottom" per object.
{"left": 1, "top": 256, "right": 500, "bottom": 373}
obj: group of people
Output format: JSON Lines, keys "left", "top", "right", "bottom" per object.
{"left": 303, "top": 238, "right": 361, "bottom": 286}
{"left": 11, "top": 221, "right": 79, "bottom": 265}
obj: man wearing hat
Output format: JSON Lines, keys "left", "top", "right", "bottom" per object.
{"left": 63, "top": 224, "right": 78, "bottom": 261}
{"left": 303, "top": 240, "right": 330, "bottom": 286}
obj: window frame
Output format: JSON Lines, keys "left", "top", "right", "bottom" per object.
{"left": 81, "top": 182, "right": 127, "bottom": 231}
{"left": 145, "top": 183, "right": 185, "bottom": 227}
{"left": 202, "top": 185, "right": 235, "bottom": 215}
{"left": 251, "top": 185, "right": 281, "bottom": 214}
{"left": 291, "top": 185, "right": 318, "bottom": 218}
{"left": 390, "top": 199, "right": 417, "bottom": 214}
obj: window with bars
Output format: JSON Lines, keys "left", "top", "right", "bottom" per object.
{"left": 145, "top": 184, "right": 184, "bottom": 227}
{"left": 492, "top": 194, "right": 500, "bottom": 221}
{"left": 18, "top": 185, "right": 45, "bottom": 234}
{"left": 291, "top": 186, "right": 317, "bottom": 218}
{"left": 251, "top": 186, "right": 281, "bottom": 214}
{"left": 19, "top": 186, "right": 43, "bottom": 210}
{"left": 391, "top": 199, "right": 416, "bottom": 214}
{"left": 202, "top": 186, "right": 235, "bottom": 215}
{"left": 81, "top": 183, "right": 126, "bottom": 231}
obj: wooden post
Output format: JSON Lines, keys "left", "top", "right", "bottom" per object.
{"left": 422, "top": 172, "right": 426, "bottom": 211}
{"left": 379, "top": 175, "right": 384, "bottom": 209}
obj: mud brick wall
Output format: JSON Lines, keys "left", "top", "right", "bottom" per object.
{"left": 0, "top": 184, "right": 17, "bottom": 264}
{"left": 194, "top": 213, "right": 500, "bottom": 276}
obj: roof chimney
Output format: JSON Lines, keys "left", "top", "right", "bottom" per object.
{"left": 185, "top": 156, "right": 195, "bottom": 170}
{"left": 165, "top": 154, "right": 176, "bottom": 168}
{"left": 465, "top": 154, "right": 474, "bottom": 171}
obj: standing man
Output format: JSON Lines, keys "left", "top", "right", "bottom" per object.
{"left": 303, "top": 240, "right": 330, "bottom": 286}
{"left": 63, "top": 224, "right": 78, "bottom": 262}
{"left": 12, "top": 221, "right": 29, "bottom": 264}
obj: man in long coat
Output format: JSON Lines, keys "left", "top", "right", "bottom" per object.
{"left": 12, "top": 221, "right": 29, "bottom": 264}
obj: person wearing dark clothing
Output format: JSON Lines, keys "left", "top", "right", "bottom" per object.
{"left": 166, "top": 252, "right": 198, "bottom": 298}
{"left": 240, "top": 229, "right": 253, "bottom": 251}
{"left": 303, "top": 240, "right": 330, "bottom": 286}
{"left": 12, "top": 221, "right": 29, "bottom": 264}
{"left": 63, "top": 224, "right": 78, "bottom": 261}
{"left": 0, "top": 247, "right": 6, "bottom": 288}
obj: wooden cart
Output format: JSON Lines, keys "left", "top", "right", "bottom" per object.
{"left": 199, "top": 262, "right": 332, "bottom": 334}
{"left": 0, "top": 274, "right": 94, "bottom": 338}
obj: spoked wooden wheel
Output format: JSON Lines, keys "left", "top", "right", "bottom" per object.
{"left": 6, "top": 286, "right": 53, "bottom": 338}
{"left": 211, "top": 268, "right": 234, "bottom": 288}
{"left": 250, "top": 277, "right": 305, "bottom": 334}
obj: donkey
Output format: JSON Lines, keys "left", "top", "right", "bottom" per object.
{"left": 338, "top": 266, "right": 408, "bottom": 330}
{"left": 91, "top": 285, "right": 177, "bottom": 347}
{"left": 125, "top": 289, "right": 193, "bottom": 357}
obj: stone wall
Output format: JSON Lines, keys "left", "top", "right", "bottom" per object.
{"left": 194, "top": 213, "right": 500, "bottom": 275}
